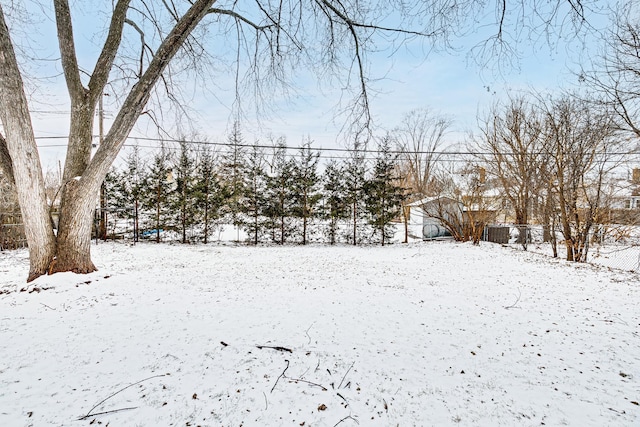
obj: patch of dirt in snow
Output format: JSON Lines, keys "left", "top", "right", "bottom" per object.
{"left": 1, "top": 241, "right": 639, "bottom": 426}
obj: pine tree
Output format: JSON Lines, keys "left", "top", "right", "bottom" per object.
{"left": 264, "top": 138, "right": 295, "bottom": 244}
{"left": 171, "top": 140, "right": 198, "bottom": 243}
{"left": 343, "top": 139, "right": 368, "bottom": 245}
{"left": 292, "top": 139, "right": 321, "bottom": 245}
{"left": 322, "top": 160, "right": 349, "bottom": 244}
{"left": 102, "top": 167, "right": 122, "bottom": 239}
{"left": 220, "top": 121, "right": 247, "bottom": 240}
{"left": 241, "top": 142, "right": 267, "bottom": 245}
{"left": 108, "top": 146, "right": 145, "bottom": 241}
{"left": 194, "top": 146, "right": 227, "bottom": 244}
{"left": 364, "top": 136, "right": 405, "bottom": 246}
{"left": 141, "top": 144, "right": 173, "bottom": 243}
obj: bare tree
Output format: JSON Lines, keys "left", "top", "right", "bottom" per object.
{"left": 540, "top": 93, "right": 624, "bottom": 262}
{"left": 425, "top": 162, "right": 495, "bottom": 244}
{"left": 395, "top": 109, "right": 452, "bottom": 199}
{"left": 581, "top": 1, "right": 640, "bottom": 138}
{"left": 474, "top": 94, "right": 546, "bottom": 247}
{"left": 0, "top": 1, "right": 219, "bottom": 280}
{"left": 394, "top": 109, "right": 451, "bottom": 242}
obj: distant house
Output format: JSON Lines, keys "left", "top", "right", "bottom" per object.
{"left": 606, "top": 170, "right": 640, "bottom": 224}
{"left": 405, "top": 197, "right": 460, "bottom": 239}
{"left": 406, "top": 191, "right": 502, "bottom": 240}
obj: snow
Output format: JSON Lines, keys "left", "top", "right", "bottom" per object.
{"left": 1, "top": 241, "right": 639, "bottom": 426}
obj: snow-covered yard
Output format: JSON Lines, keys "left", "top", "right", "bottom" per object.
{"left": 1, "top": 241, "right": 638, "bottom": 426}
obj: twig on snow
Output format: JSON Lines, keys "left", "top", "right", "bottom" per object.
{"left": 599, "top": 316, "right": 629, "bottom": 326}
{"left": 336, "top": 392, "right": 348, "bottom": 407}
{"left": 305, "top": 322, "right": 315, "bottom": 344}
{"left": 288, "top": 377, "right": 328, "bottom": 391}
{"left": 271, "top": 359, "right": 289, "bottom": 393}
{"left": 504, "top": 288, "right": 521, "bottom": 309}
{"left": 77, "top": 406, "right": 137, "bottom": 420}
{"left": 334, "top": 415, "right": 359, "bottom": 426}
{"left": 263, "top": 391, "right": 268, "bottom": 410}
{"left": 270, "top": 357, "right": 328, "bottom": 392}
{"left": 256, "top": 344, "right": 293, "bottom": 353}
{"left": 338, "top": 362, "right": 354, "bottom": 389}
{"left": 78, "top": 374, "right": 167, "bottom": 420}
{"left": 40, "top": 303, "right": 56, "bottom": 311}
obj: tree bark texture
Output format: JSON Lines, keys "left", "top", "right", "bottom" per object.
{"left": 0, "top": 5, "right": 56, "bottom": 281}
{"left": 50, "top": 179, "right": 97, "bottom": 274}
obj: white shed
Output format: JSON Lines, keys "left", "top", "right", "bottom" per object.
{"left": 406, "top": 197, "right": 461, "bottom": 239}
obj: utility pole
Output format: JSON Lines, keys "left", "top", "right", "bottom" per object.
{"left": 98, "top": 93, "right": 108, "bottom": 240}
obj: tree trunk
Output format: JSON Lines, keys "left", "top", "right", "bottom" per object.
{"left": 303, "top": 215, "right": 307, "bottom": 245}
{"left": 352, "top": 200, "right": 357, "bottom": 245}
{"left": 0, "top": 7, "right": 56, "bottom": 281}
{"left": 156, "top": 185, "right": 161, "bottom": 243}
{"left": 50, "top": 179, "right": 97, "bottom": 274}
{"left": 182, "top": 196, "right": 187, "bottom": 244}
{"left": 1, "top": 0, "right": 217, "bottom": 281}
{"left": 302, "top": 190, "right": 308, "bottom": 245}
{"left": 203, "top": 186, "right": 209, "bottom": 244}
{"left": 381, "top": 199, "right": 386, "bottom": 246}
{"left": 280, "top": 213, "right": 285, "bottom": 245}
{"left": 100, "top": 182, "right": 107, "bottom": 240}
{"left": 134, "top": 198, "right": 139, "bottom": 242}
{"left": 550, "top": 214, "right": 558, "bottom": 258}
{"left": 63, "top": 105, "right": 94, "bottom": 181}
{"left": 402, "top": 203, "right": 409, "bottom": 244}
{"left": 254, "top": 211, "right": 258, "bottom": 245}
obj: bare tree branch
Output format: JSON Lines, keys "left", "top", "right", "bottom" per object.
{"left": 580, "top": 2, "right": 640, "bottom": 138}
{"left": 209, "top": 7, "right": 274, "bottom": 31}
{"left": 88, "top": 0, "right": 217, "bottom": 185}
{"left": 125, "top": 18, "right": 150, "bottom": 78}
{"left": 53, "top": 0, "right": 84, "bottom": 99}
{"left": 87, "top": 0, "right": 131, "bottom": 103}
{"left": 316, "top": 0, "right": 370, "bottom": 129}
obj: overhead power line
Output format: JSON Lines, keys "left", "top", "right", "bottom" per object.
{"left": 34, "top": 134, "right": 640, "bottom": 160}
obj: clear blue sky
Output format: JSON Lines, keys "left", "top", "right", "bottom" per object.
{"left": 5, "top": 0, "right": 610, "bottom": 170}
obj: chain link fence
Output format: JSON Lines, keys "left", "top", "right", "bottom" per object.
{"left": 483, "top": 223, "right": 640, "bottom": 273}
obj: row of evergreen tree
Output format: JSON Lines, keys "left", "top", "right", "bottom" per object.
{"left": 104, "top": 125, "right": 406, "bottom": 245}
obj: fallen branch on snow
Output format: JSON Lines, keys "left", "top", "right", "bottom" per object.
{"left": 504, "top": 288, "right": 521, "bottom": 309}
{"left": 256, "top": 344, "right": 293, "bottom": 353}
{"left": 305, "top": 322, "right": 315, "bottom": 344}
{"left": 78, "top": 374, "right": 167, "bottom": 420}
{"left": 338, "top": 362, "right": 354, "bottom": 389}
{"left": 270, "top": 359, "right": 328, "bottom": 392}
{"left": 336, "top": 392, "right": 348, "bottom": 407}
{"left": 334, "top": 415, "right": 359, "bottom": 426}
{"left": 288, "top": 377, "right": 327, "bottom": 391}
{"left": 271, "top": 360, "right": 289, "bottom": 393}
{"left": 78, "top": 406, "right": 137, "bottom": 420}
